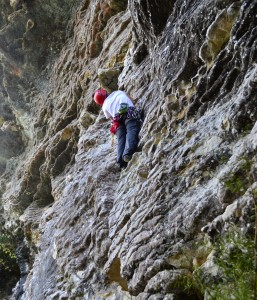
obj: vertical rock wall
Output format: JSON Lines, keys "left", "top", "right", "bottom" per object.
{"left": 0, "top": 0, "right": 257, "bottom": 299}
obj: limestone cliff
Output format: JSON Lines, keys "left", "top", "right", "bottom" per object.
{"left": 0, "top": 0, "right": 257, "bottom": 299}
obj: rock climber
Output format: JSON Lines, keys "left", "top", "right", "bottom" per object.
{"left": 93, "top": 89, "right": 142, "bottom": 168}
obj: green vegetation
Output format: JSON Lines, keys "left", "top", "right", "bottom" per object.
{"left": 205, "top": 227, "right": 255, "bottom": 300}
{"left": 182, "top": 226, "right": 256, "bottom": 300}
{"left": 0, "top": 234, "right": 17, "bottom": 272}
{"left": 0, "top": 232, "right": 19, "bottom": 294}
{"left": 223, "top": 157, "right": 253, "bottom": 196}
{"left": 176, "top": 150, "right": 257, "bottom": 300}
{"left": 224, "top": 175, "right": 245, "bottom": 195}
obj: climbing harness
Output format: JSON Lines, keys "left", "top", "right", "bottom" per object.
{"left": 109, "top": 103, "right": 143, "bottom": 138}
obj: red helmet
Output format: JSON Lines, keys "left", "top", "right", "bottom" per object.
{"left": 93, "top": 89, "right": 107, "bottom": 106}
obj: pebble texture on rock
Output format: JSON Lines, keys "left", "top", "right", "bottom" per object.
{"left": 0, "top": 0, "right": 257, "bottom": 299}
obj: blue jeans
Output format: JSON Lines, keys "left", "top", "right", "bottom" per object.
{"left": 116, "top": 118, "right": 141, "bottom": 168}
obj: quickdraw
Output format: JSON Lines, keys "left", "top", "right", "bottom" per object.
{"left": 127, "top": 106, "right": 143, "bottom": 123}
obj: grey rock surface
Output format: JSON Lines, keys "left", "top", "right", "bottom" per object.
{"left": 0, "top": 0, "right": 256, "bottom": 299}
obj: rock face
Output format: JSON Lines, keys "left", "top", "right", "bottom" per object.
{"left": 0, "top": 0, "right": 257, "bottom": 299}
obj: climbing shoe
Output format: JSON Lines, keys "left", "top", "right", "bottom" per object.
{"left": 123, "top": 155, "right": 132, "bottom": 163}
